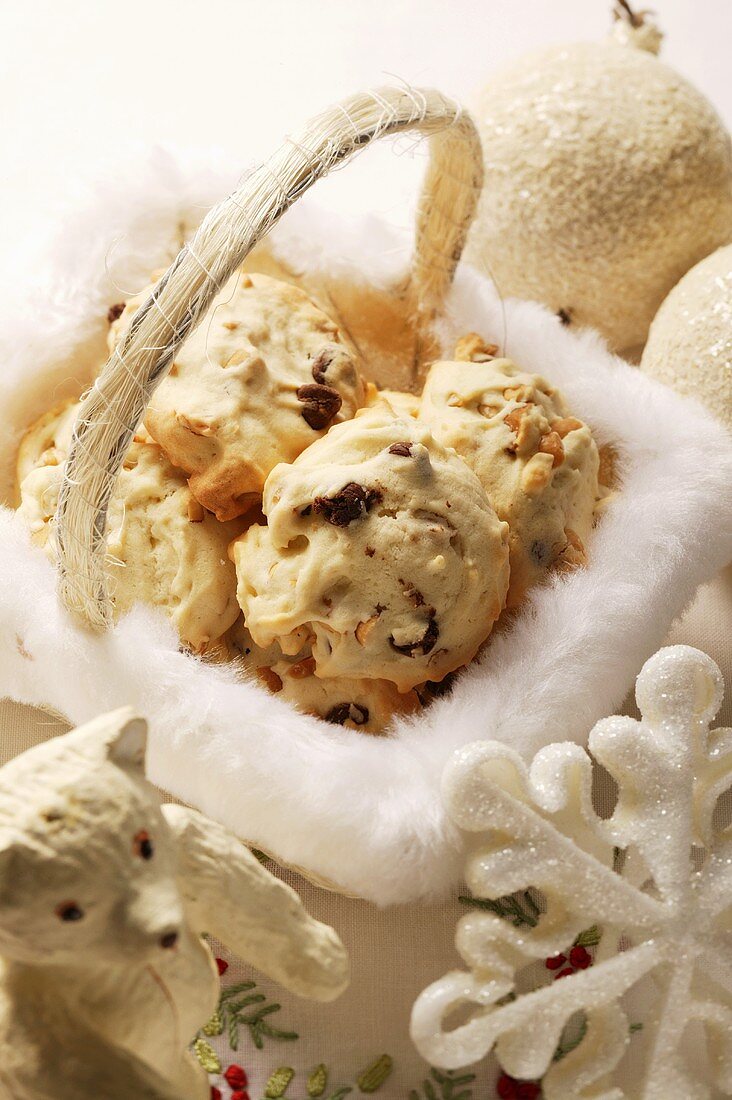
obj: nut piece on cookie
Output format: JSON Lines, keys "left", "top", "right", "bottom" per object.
{"left": 16, "top": 403, "right": 245, "bottom": 651}
{"left": 110, "top": 272, "right": 367, "bottom": 521}
{"left": 419, "top": 351, "right": 599, "bottom": 607}
{"left": 230, "top": 410, "right": 510, "bottom": 692}
{"left": 221, "top": 620, "right": 420, "bottom": 733}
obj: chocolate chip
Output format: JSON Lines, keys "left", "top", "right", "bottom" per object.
{"left": 312, "top": 482, "right": 382, "bottom": 527}
{"left": 311, "top": 348, "right": 335, "bottom": 384}
{"left": 365, "top": 546, "right": 376, "bottom": 557}
{"left": 388, "top": 441, "right": 413, "bottom": 457}
{"left": 325, "top": 702, "right": 369, "bottom": 726}
{"left": 107, "top": 302, "right": 125, "bottom": 324}
{"left": 389, "top": 614, "right": 439, "bottom": 657}
{"left": 557, "top": 308, "right": 572, "bottom": 326}
{"left": 296, "top": 383, "right": 342, "bottom": 430}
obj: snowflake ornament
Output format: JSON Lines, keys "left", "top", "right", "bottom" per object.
{"left": 411, "top": 645, "right": 732, "bottom": 1099}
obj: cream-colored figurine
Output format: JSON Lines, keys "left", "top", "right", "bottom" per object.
{"left": 0, "top": 709, "right": 349, "bottom": 1100}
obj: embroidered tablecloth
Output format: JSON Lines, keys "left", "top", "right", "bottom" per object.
{"left": 2, "top": 564, "right": 731, "bottom": 1099}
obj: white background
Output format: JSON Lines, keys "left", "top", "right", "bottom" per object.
{"left": 1, "top": 0, "right": 730, "bottom": 259}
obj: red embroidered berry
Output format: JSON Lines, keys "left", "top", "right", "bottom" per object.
{"left": 230, "top": 1092, "right": 250, "bottom": 1100}
{"left": 210, "top": 1089, "right": 222, "bottom": 1100}
{"left": 569, "top": 944, "right": 592, "bottom": 970}
{"left": 215, "top": 957, "right": 229, "bottom": 976}
{"left": 517, "top": 1084, "right": 541, "bottom": 1100}
{"left": 224, "top": 1065, "right": 247, "bottom": 1089}
{"left": 554, "top": 966, "right": 575, "bottom": 980}
{"left": 545, "top": 953, "right": 567, "bottom": 970}
{"left": 497, "top": 1074, "right": 518, "bottom": 1098}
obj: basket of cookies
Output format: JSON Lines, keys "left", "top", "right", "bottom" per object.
{"left": 1, "top": 86, "right": 731, "bottom": 903}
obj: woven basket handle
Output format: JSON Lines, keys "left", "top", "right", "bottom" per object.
{"left": 56, "top": 86, "right": 484, "bottom": 630}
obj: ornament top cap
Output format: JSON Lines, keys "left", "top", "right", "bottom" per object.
{"left": 611, "top": 0, "right": 663, "bottom": 55}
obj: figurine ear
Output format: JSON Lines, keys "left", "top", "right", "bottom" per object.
{"left": 73, "top": 707, "right": 148, "bottom": 773}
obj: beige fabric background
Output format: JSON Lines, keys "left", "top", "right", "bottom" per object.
{"left": 1, "top": 564, "right": 730, "bottom": 1096}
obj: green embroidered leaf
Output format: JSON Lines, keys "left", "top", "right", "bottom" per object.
{"left": 410, "top": 1068, "right": 476, "bottom": 1099}
{"left": 228, "top": 1010, "right": 240, "bottom": 1051}
{"left": 265, "top": 1065, "right": 295, "bottom": 1097}
{"left": 201, "top": 1010, "right": 223, "bottom": 1037}
{"left": 327, "top": 1089, "right": 353, "bottom": 1100}
{"left": 356, "top": 1053, "right": 393, "bottom": 1092}
{"left": 573, "top": 925, "right": 602, "bottom": 948}
{"left": 308, "top": 1063, "right": 328, "bottom": 1097}
{"left": 630, "top": 1022, "right": 644, "bottom": 1033}
{"left": 458, "top": 889, "right": 540, "bottom": 928}
{"left": 217, "top": 979, "right": 299, "bottom": 1052}
{"left": 220, "top": 980, "right": 257, "bottom": 1002}
{"left": 553, "top": 1013, "right": 588, "bottom": 1062}
{"left": 259, "top": 1021, "right": 299, "bottom": 1042}
{"left": 229, "top": 993, "right": 266, "bottom": 1013}
{"left": 192, "top": 1038, "right": 221, "bottom": 1074}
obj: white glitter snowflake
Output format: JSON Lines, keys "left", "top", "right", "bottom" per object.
{"left": 411, "top": 645, "right": 732, "bottom": 1099}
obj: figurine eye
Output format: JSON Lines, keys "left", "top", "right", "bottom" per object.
{"left": 134, "top": 830, "right": 154, "bottom": 860}
{"left": 56, "top": 901, "right": 84, "bottom": 922}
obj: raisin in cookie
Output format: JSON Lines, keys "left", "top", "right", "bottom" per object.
{"left": 222, "top": 621, "right": 420, "bottom": 733}
{"left": 230, "top": 409, "right": 510, "bottom": 692}
{"left": 17, "top": 402, "right": 244, "bottom": 651}
{"left": 419, "top": 345, "right": 599, "bottom": 607}
{"left": 110, "top": 272, "right": 367, "bottom": 522}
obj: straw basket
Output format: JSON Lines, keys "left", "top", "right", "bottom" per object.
{"left": 1, "top": 86, "right": 731, "bottom": 903}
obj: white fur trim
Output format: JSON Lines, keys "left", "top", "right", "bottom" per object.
{"left": 1, "top": 150, "right": 731, "bottom": 904}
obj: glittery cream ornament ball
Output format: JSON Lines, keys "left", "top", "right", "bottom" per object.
{"left": 465, "top": 2, "right": 732, "bottom": 353}
{"left": 641, "top": 243, "right": 732, "bottom": 432}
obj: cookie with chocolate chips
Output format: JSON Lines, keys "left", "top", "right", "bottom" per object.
{"left": 110, "top": 271, "right": 367, "bottom": 521}
{"left": 218, "top": 620, "right": 420, "bottom": 733}
{"left": 230, "top": 408, "right": 510, "bottom": 692}
{"left": 419, "top": 349, "right": 600, "bottom": 606}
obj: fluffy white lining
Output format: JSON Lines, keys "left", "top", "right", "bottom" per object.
{"left": 0, "top": 150, "right": 731, "bottom": 905}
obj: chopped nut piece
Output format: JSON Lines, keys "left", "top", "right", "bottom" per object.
{"left": 552, "top": 416, "right": 584, "bottom": 438}
{"left": 504, "top": 385, "right": 534, "bottom": 403}
{"left": 187, "top": 499, "right": 205, "bottom": 522}
{"left": 538, "top": 430, "right": 565, "bottom": 468}
{"left": 454, "top": 333, "right": 500, "bottom": 362}
{"left": 598, "top": 443, "right": 618, "bottom": 490}
{"left": 504, "top": 404, "right": 535, "bottom": 452}
{"left": 176, "top": 413, "right": 213, "bottom": 437}
{"left": 257, "top": 666, "right": 283, "bottom": 693}
{"left": 355, "top": 616, "right": 379, "bottom": 646}
{"left": 226, "top": 349, "right": 250, "bottom": 367}
{"left": 557, "top": 527, "right": 587, "bottom": 570}
{"left": 521, "top": 452, "right": 554, "bottom": 495}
